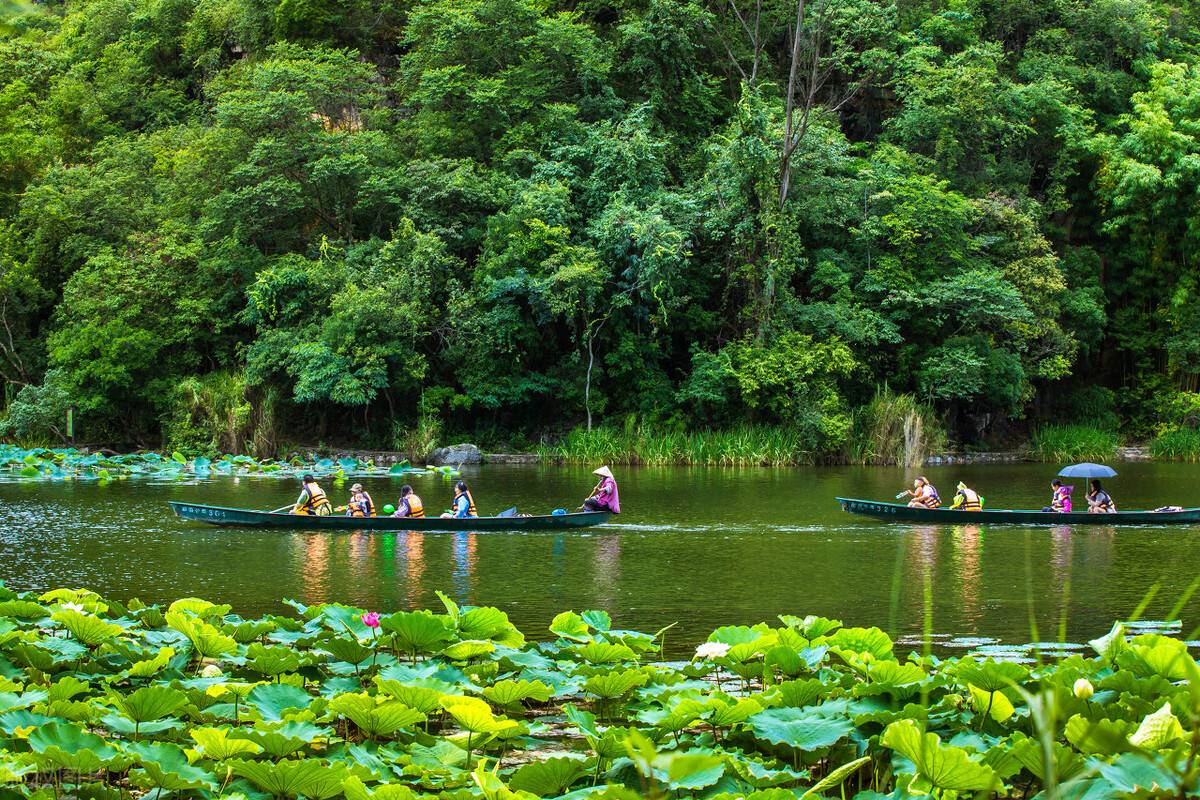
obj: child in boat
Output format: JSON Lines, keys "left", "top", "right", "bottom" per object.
{"left": 1044, "top": 480, "right": 1073, "bottom": 513}
{"left": 1087, "top": 480, "right": 1116, "bottom": 513}
{"left": 900, "top": 477, "right": 941, "bottom": 508}
{"left": 949, "top": 482, "right": 983, "bottom": 511}
{"left": 345, "top": 484, "right": 375, "bottom": 517}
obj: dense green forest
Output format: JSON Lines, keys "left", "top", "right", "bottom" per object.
{"left": 1, "top": 0, "right": 1199, "bottom": 460}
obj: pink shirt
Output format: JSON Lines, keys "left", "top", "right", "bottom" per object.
{"left": 595, "top": 477, "right": 620, "bottom": 514}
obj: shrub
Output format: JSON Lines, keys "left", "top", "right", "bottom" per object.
{"left": 844, "top": 389, "right": 947, "bottom": 466}
{"left": 1149, "top": 428, "right": 1200, "bottom": 461}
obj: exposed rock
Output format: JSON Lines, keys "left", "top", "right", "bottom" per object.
{"left": 924, "top": 451, "right": 1025, "bottom": 466}
{"left": 428, "top": 443, "right": 482, "bottom": 466}
{"left": 485, "top": 453, "right": 541, "bottom": 464}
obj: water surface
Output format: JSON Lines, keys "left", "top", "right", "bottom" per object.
{"left": 2, "top": 462, "right": 1199, "bottom": 650}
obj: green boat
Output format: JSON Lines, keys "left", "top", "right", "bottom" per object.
{"left": 836, "top": 497, "right": 1200, "bottom": 526}
{"left": 169, "top": 501, "right": 613, "bottom": 531}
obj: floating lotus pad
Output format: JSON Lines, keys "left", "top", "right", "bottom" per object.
{"left": 0, "top": 446, "right": 426, "bottom": 482}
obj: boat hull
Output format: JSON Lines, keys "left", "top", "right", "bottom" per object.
{"left": 836, "top": 497, "right": 1200, "bottom": 526}
{"left": 169, "top": 502, "right": 613, "bottom": 531}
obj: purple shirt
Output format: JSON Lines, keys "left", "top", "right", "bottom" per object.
{"left": 595, "top": 477, "right": 620, "bottom": 514}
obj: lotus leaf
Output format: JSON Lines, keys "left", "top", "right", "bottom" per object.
{"left": 231, "top": 720, "right": 330, "bottom": 758}
{"left": 126, "top": 646, "right": 176, "bottom": 677}
{"left": 166, "top": 612, "right": 237, "bottom": 658}
{"left": 246, "top": 642, "right": 303, "bottom": 676}
{"left": 800, "top": 755, "right": 871, "bottom": 798}
{"left": 748, "top": 707, "right": 853, "bottom": 751}
{"left": 228, "top": 619, "right": 278, "bottom": 642}
{"left": 583, "top": 669, "right": 649, "bottom": 700}
{"left": 968, "top": 684, "right": 1016, "bottom": 723}
{"left": 128, "top": 741, "right": 217, "bottom": 791}
{"left": 481, "top": 679, "right": 552, "bottom": 708}
{"left": 709, "top": 624, "right": 771, "bottom": 646}
{"left": 343, "top": 775, "right": 419, "bottom": 800}
{"left": 230, "top": 757, "right": 352, "bottom": 799}
{"left": 458, "top": 606, "right": 513, "bottom": 640}
{"left": 329, "top": 692, "right": 426, "bottom": 738}
{"left": 29, "top": 721, "right": 123, "bottom": 773}
{"left": 0, "top": 689, "right": 47, "bottom": 713}
{"left": 1128, "top": 701, "right": 1185, "bottom": 749}
{"left": 824, "top": 626, "right": 894, "bottom": 660}
{"left": 442, "top": 639, "right": 496, "bottom": 660}
{"left": 381, "top": 610, "right": 452, "bottom": 657}
{"left": 441, "top": 696, "right": 510, "bottom": 734}
{"left": 550, "top": 611, "right": 593, "bottom": 642}
{"left": 1128, "top": 635, "right": 1196, "bottom": 681}
{"left": 0, "top": 709, "right": 55, "bottom": 735}
{"left": 375, "top": 679, "right": 450, "bottom": 712}
{"left": 881, "top": 719, "right": 1000, "bottom": 793}
{"left": 248, "top": 682, "right": 313, "bottom": 721}
{"left": 52, "top": 608, "right": 124, "bottom": 646}
{"left": 190, "top": 726, "right": 264, "bottom": 759}
{"left": 576, "top": 641, "right": 638, "bottom": 664}
{"left": 110, "top": 684, "right": 189, "bottom": 722}
{"left": 706, "top": 696, "right": 764, "bottom": 728}
{"left": 1089, "top": 621, "right": 1129, "bottom": 662}
{"left": 508, "top": 756, "right": 590, "bottom": 795}
{"left": 1064, "top": 714, "right": 1138, "bottom": 755}
{"left": 639, "top": 698, "right": 706, "bottom": 733}
{"left": 99, "top": 712, "right": 185, "bottom": 737}
{"left": 1000, "top": 732, "right": 1086, "bottom": 782}
{"left": 0, "top": 600, "right": 50, "bottom": 619}
{"left": 168, "top": 597, "right": 232, "bottom": 618}
{"left": 954, "top": 657, "right": 1030, "bottom": 692}
{"left": 771, "top": 678, "right": 827, "bottom": 708}
{"left": 321, "top": 633, "right": 374, "bottom": 664}
{"left": 582, "top": 609, "right": 612, "bottom": 631}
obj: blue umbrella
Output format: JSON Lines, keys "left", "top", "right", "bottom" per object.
{"left": 1058, "top": 462, "right": 1118, "bottom": 479}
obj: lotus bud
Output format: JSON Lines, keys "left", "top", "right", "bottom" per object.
{"left": 201, "top": 663, "right": 223, "bottom": 678}
{"left": 1073, "top": 678, "right": 1094, "bottom": 700}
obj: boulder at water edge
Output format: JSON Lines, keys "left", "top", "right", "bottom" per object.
{"left": 428, "top": 443, "right": 482, "bottom": 466}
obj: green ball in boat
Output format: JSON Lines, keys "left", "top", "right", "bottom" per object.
{"left": 382, "top": 504, "right": 395, "bottom": 515}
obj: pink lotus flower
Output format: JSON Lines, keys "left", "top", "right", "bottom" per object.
{"left": 362, "top": 612, "right": 381, "bottom": 628}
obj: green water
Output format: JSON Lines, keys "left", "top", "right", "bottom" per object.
{"left": 3, "top": 462, "right": 1199, "bottom": 650}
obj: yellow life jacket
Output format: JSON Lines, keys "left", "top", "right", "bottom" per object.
{"left": 406, "top": 494, "right": 425, "bottom": 518}
{"left": 298, "top": 484, "right": 332, "bottom": 516}
{"left": 959, "top": 488, "right": 982, "bottom": 511}
{"left": 455, "top": 490, "right": 478, "bottom": 517}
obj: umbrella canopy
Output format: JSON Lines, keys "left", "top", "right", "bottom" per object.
{"left": 1058, "top": 462, "right": 1118, "bottom": 479}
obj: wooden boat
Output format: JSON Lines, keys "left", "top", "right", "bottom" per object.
{"left": 836, "top": 497, "right": 1200, "bottom": 526}
{"left": 169, "top": 501, "right": 613, "bottom": 531}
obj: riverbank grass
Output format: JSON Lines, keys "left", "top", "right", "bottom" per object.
{"left": 2, "top": 586, "right": 1198, "bottom": 799}
{"left": 1030, "top": 424, "right": 1120, "bottom": 462}
{"left": 1151, "top": 428, "right": 1200, "bottom": 461}
{"left": 538, "top": 425, "right": 815, "bottom": 466}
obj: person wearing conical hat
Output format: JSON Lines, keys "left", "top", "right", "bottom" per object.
{"left": 581, "top": 465, "right": 620, "bottom": 514}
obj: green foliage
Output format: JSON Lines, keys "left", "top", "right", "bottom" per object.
{"left": 0, "top": 587, "right": 1199, "bottom": 798}
{"left": 0, "top": 0, "right": 1197, "bottom": 450}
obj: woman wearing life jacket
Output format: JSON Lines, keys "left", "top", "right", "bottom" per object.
{"left": 346, "top": 484, "right": 375, "bottom": 517}
{"left": 901, "top": 477, "right": 941, "bottom": 508}
{"left": 950, "top": 481, "right": 983, "bottom": 511}
{"left": 1087, "top": 480, "right": 1117, "bottom": 513}
{"left": 1045, "top": 480, "right": 1073, "bottom": 513}
{"left": 581, "top": 466, "right": 621, "bottom": 513}
{"left": 441, "top": 481, "right": 478, "bottom": 518}
{"left": 392, "top": 485, "right": 425, "bottom": 518}
{"left": 292, "top": 474, "right": 333, "bottom": 516}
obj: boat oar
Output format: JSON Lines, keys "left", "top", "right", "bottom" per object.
{"left": 268, "top": 504, "right": 293, "bottom": 514}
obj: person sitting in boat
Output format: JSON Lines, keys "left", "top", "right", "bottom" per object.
{"left": 1087, "top": 480, "right": 1116, "bottom": 513}
{"left": 581, "top": 466, "right": 621, "bottom": 513}
{"left": 1043, "top": 479, "right": 1073, "bottom": 513}
{"left": 292, "top": 474, "right": 333, "bottom": 516}
{"left": 949, "top": 481, "right": 983, "bottom": 511}
{"left": 345, "top": 483, "right": 375, "bottom": 517}
{"left": 900, "top": 477, "right": 940, "bottom": 508}
{"left": 440, "top": 480, "right": 478, "bottom": 519}
{"left": 392, "top": 484, "right": 424, "bottom": 518}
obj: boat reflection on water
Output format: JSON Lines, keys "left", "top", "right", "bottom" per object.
{"left": 451, "top": 532, "right": 478, "bottom": 605}
{"left": 950, "top": 525, "right": 982, "bottom": 628}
